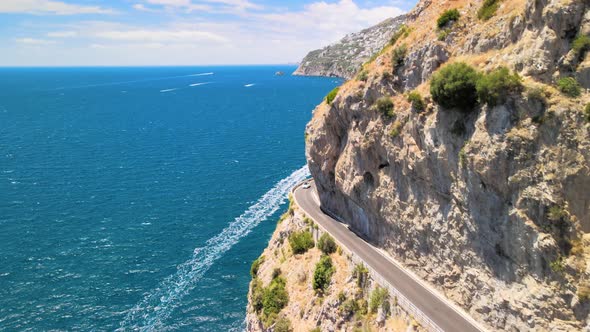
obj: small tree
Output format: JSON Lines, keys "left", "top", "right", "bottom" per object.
{"left": 288, "top": 230, "right": 314, "bottom": 254}
{"left": 557, "top": 77, "right": 581, "bottom": 97}
{"left": 476, "top": 67, "right": 522, "bottom": 106}
{"left": 250, "top": 255, "right": 265, "bottom": 278}
{"left": 437, "top": 9, "right": 460, "bottom": 29}
{"left": 369, "top": 287, "right": 389, "bottom": 313}
{"left": 313, "top": 255, "right": 335, "bottom": 294}
{"left": 373, "top": 97, "right": 395, "bottom": 117}
{"left": 430, "top": 62, "right": 479, "bottom": 111}
{"left": 318, "top": 233, "right": 337, "bottom": 255}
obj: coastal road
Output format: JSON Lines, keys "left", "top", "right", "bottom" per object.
{"left": 293, "top": 181, "right": 484, "bottom": 332}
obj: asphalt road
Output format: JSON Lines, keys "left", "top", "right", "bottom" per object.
{"left": 293, "top": 181, "right": 484, "bottom": 332}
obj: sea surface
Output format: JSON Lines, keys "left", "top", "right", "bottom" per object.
{"left": 0, "top": 66, "right": 340, "bottom": 331}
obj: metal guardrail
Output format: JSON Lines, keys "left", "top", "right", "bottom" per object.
{"left": 291, "top": 181, "right": 443, "bottom": 332}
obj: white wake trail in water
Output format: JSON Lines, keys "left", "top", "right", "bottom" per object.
{"left": 119, "top": 166, "right": 310, "bottom": 331}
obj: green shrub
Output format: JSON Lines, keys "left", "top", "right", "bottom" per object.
{"left": 313, "top": 255, "right": 335, "bottom": 293}
{"left": 326, "top": 87, "right": 340, "bottom": 105}
{"left": 357, "top": 70, "right": 369, "bottom": 82}
{"left": 369, "top": 287, "right": 389, "bottom": 313}
{"left": 391, "top": 44, "right": 407, "bottom": 69}
{"left": 430, "top": 62, "right": 479, "bottom": 111}
{"left": 476, "top": 67, "right": 522, "bottom": 106}
{"left": 459, "top": 147, "right": 467, "bottom": 167}
{"left": 437, "top": 28, "right": 450, "bottom": 41}
{"left": 262, "top": 276, "right": 289, "bottom": 318}
{"left": 251, "top": 278, "right": 264, "bottom": 313}
{"left": 572, "top": 34, "right": 590, "bottom": 60}
{"left": 353, "top": 264, "right": 369, "bottom": 288}
{"left": 274, "top": 317, "right": 292, "bottom": 332}
{"left": 250, "top": 255, "right": 265, "bottom": 278}
{"left": 585, "top": 103, "right": 590, "bottom": 122}
{"left": 309, "top": 328, "right": 321, "bottom": 332}
{"left": 373, "top": 97, "right": 395, "bottom": 117}
{"left": 557, "top": 77, "right": 581, "bottom": 97}
{"left": 437, "top": 9, "right": 460, "bottom": 29}
{"left": 318, "top": 233, "right": 337, "bottom": 255}
{"left": 288, "top": 230, "right": 314, "bottom": 254}
{"left": 478, "top": 0, "right": 500, "bottom": 21}
{"left": 407, "top": 91, "right": 425, "bottom": 111}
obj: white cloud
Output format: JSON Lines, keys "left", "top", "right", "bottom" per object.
{"left": 15, "top": 38, "right": 57, "bottom": 45}
{"left": 95, "top": 29, "right": 229, "bottom": 44}
{"left": 47, "top": 31, "right": 77, "bottom": 38}
{"left": 0, "top": 0, "right": 115, "bottom": 15}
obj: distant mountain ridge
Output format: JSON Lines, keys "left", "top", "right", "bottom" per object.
{"left": 293, "top": 15, "right": 407, "bottom": 79}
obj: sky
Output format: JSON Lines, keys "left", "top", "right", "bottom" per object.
{"left": 0, "top": 0, "right": 416, "bottom": 66}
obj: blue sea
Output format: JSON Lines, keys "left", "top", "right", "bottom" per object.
{"left": 0, "top": 66, "right": 340, "bottom": 331}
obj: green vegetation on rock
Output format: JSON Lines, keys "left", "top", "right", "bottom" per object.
{"left": 369, "top": 287, "right": 389, "bottom": 313}
{"left": 389, "top": 120, "right": 403, "bottom": 138}
{"left": 313, "top": 255, "right": 335, "bottom": 294}
{"left": 274, "top": 317, "right": 293, "bottom": 332}
{"left": 250, "top": 255, "right": 265, "bottom": 278}
{"left": 572, "top": 34, "right": 590, "bottom": 60}
{"left": 357, "top": 70, "right": 369, "bottom": 82}
{"left": 289, "top": 230, "right": 314, "bottom": 254}
{"left": 326, "top": 87, "right": 340, "bottom": 105}
{"left": 261, "top": 276, "right": 289, "bottom": 326}
{"left": 585, "top": 103, "right": 590, "bottom": 122}
{"left": 557, "top": 77, "right": 581, "bottom": 97}
{"left": 437, "top": 9, "right": 460, "bottom": 29}
{"left": 478, "top": 0, "right": 500, "bottom": 21}
{"left": 476, "top": 67, "right": 522, "bottom": 106}
{"left": 389, "top": 24, "right": 412, "bottom": 46}
{"left": 407, "top": 91, "right": 425, "bottom": 111}
{"left": 353, "top": 263, "right": 369, "bottom": 288}
{"left": 430, "top": 62, "right": 479, "bottom": 111}
{"left": 318, "top": 233, "right": 337, "bottom": 255}
{"left": 373, "top": 97, "right": 395, "bottom": 117}
{"left": 391, "top": 44, "right": 407, "bottom": 69}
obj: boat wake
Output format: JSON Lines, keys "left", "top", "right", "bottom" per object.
{"left": 118, "top": 166, "right": 310, "bottom": 331}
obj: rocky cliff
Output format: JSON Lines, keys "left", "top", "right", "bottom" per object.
{"left": 293, "top": 16, "right": 407, "bottom": 79}
{"left": 246, "top": 197, "right": 420, "bottom": 332}
{"left": 305, "top": 0, "right": 590, "bottom": 331}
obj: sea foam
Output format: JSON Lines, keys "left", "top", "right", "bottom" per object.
{"left": 119, "top": 166, "right": 310, "bottom": 331}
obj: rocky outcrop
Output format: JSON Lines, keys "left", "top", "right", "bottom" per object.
{"left": 293, "top": 16, "right": 406, "bottom": 79}
{"left": 305, "top": 0, "right": 590, "bottom": 331}
{"left": 246, "top": 199, "right": 420, "bottom": 332}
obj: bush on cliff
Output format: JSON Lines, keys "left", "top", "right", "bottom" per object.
{"left": 572, "top": 34, "right": 590, "bottom": 60}
{"left": 318, "top": 233, "right": 337, "bottom": 255}
{"left": 288, "top": 230, "right": 314, "bottom": 254}
{"left": 430, "top": 62, "right": 479, "bottom": 111}
{"left": 369, "top": 287, "right": 389, "bottom": 313}
{"left": 262, "top": 276, "right": 289, "bottom": 321}
{"left": 478, "top": 0, "right": 500, "bottom": 21}
{"left": 313, "top": 255, "right": 335, "bottom": 294}
{"left": 476, "top": 67, "right": 522, "bottom": 106}
{"left": 407, "top": 91, "right": 425, "bottom": 111}
{"left": 437, "top": 9, "right": 460, "bottom": 29}
{"left": 273, "top": 317, "right": 293, "bottom": 332}
{"left": 585, "top": 103, "right": 590, "bottom": 122}
{"left": 250, "top": 255, "right": 265, "bottom": 278}
{"left": 373, "top": 97, "right": 395, "bottom": 117}
{"left": 391, "top": 44, "right": 407, "bottom": 69}
{"left": 557, "top": 77, "right": 581, "bottom": 97}
{"left": 326, "top": 87, "right": 340, "bottom": 105}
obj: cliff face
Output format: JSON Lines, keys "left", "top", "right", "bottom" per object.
{"left": 293, "top": 16, "right": 407, "bottom": 79}
{"left": 306, "top": 0, "right": 590, "bottom": 331}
